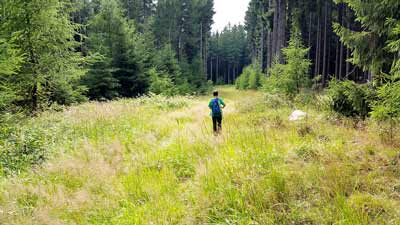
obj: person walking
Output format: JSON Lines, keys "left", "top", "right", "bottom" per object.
{"left": 208, "top": 90, "right": 226, "bottom": 135}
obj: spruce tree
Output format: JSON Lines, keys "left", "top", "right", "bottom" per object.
{"left": 85, "top": 0, "right": 148, "bottom": 99}
{"left": 0, "top": 39, "right": 23, "bottom": 111}
{"left": 0, "top": 0, "right": 86, "bottom": 111}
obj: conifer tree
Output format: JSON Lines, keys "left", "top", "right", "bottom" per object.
{"left": 0, "top": 0, "right": 86, "bottom": 111}
{"left": 0, "top": 39, "right": 23, "bottom": 111}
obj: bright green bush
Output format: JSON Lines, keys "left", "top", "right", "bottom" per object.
{"left": 371, "top": 81, "right": 400, "bottom": 143}
{"left": 371, "top": 81, "right": 400, "bottom": 121}
{"left": 327, "top": 80, "right": 376, "bottom": 118}
{"left": 148, "top": 68, "right": 176, "bottom": 96}
{"left": 235, "top": 62, "right": 263, "bottom": 90}
{"left": 248, "top": 63, "right": 263, "bottom": 89}
{"left": 0, "top": 118, "right": 52, "bottom": 175}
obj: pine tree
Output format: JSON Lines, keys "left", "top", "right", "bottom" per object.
{"left": 334, "top": 0, "right": 400, "bottom": 81}
{"left": 0, "top": 0, "right": 86, "bottom": 111}
{"left": 264, "top": 21, "right": 311, "bottom": 96}
{"left": 0, "top": 39, "right": 23, "bottom": 111}
{"left": 85, "top": 0, "right": 148, "bottom": 99}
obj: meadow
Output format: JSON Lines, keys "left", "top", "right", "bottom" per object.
{"left": 0, "top": 87, "right": 399, "bottom": 224}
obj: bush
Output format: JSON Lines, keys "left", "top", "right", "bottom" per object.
{"left": 235, "top": 62, "right": 263, "bottom": 90}
{"left": 235, "top": 67, "right": 249, "bottom": 89}
{"left": 148, "top": 68, "right": 176, "bottom": 96}
{"left": 371, "top": 81, "right": 400, "bottom": 121}
{"left": 327, "top": 80, "right": 376, "bottom": 119}
{"left": 371, "top": 81, "right": 400, "bottom": 144}
{"left": 248, "top": 63, "right": 263, "bottom": 89}
{"left": 0, "top": 118, "right": 49, "bottom": 175}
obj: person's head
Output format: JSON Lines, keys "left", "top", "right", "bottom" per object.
{"left": 213, "top": 90, "right": 219, "bottom": 97}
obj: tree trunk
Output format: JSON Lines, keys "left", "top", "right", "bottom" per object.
{"left": 368, "top": 69, "right": 372, "bottom": 82}
{"left": 277, "top": 0, "right": 286, "bottom": 62}
{"left": 272, "top": 0, "right": 279, "bottom": 60}
{"left": 204, "top": 32, "right": 208, "bottom": 78}
{"left": 127, "top": 0, "right": 131, "bottom": 19}
{"left": 260, "top": 5, "right": 265, "bottom": 70}
{"left": 267, "top": 0, "right": 273, "bottom": 70}
{"left": 335, "top": 35, "right": 340, "bottom": 79}
{"left": 210, "top": 58, "right": 213, "bottom": 82}
{"left": 322, "top": 1, "right": 328, "bottom": 86}
{"left": 308, "top": 12, "right": 312, "bottom": 60}
{"left": 200, "top": 23, "right": 203, "bottom": 75}
{"left": 345, "top": 7, "right": 350, "bottom": 78}
{"left": 216, "top": 56, "right": 219, "bottom": 83}
{"left": 227, "top": 64, "right": 230, "bottom": 84}
{"left": 314, "top": 10, "right": 321, "bottom": 77}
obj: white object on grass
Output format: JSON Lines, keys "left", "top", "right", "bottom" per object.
{"left": 289, "top": 110, "right": 308, "bottom": 121}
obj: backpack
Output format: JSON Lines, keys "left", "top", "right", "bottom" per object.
{"left": 211, "top": 98, "right": 221, "bottom": 115}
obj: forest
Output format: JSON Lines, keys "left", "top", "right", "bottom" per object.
{"left": 237, "top": 0, "right": 400, "bottom": 121}
{"left": 0, "top": 0, "right": 214, "bottom": 112}
{"left": 0, "top": 0, "right": 400, "bottom": 224}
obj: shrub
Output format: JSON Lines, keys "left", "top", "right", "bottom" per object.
{"left": 294, "top": 144, "right": 319, "bottom": 161}
{"left": 371, "top": 81, "right": 400, "bottom": 144}
{"left": 248, "top": 62, "right": 264, "bottom": 89}
{"left": 264, "top": 93, "right": 290, "bottom": 108}
{"left": 235, "top": 62, "right": 264, "bottom": 90}
{"left": 148, "top": 67, "right": 176, "bottom": 96}
{"left": 371, "top": 81, "right": 400, "bottom": 121}
{"left": 327, "top": 80, "right": 376, "bottom": 119}
{"left": 235, "top": 67, "right": 250, "bottom": 89}
{"left": 263, "top": 30, "right": 311, "bottom": 97}
{"left": 0, "top": 121, "right": 49, "bottom": 175}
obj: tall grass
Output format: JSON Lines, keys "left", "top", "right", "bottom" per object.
{"left": 0, "top": 87, "right": 399, "bottom": 224}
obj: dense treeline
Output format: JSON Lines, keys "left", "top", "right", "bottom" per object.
{"left": 208, "top": 24, "right": 250, "bottom": 84}
{"left": 244, "top": 0, "right": 400, "bottom": 84}
{"left": 0, "top": 0, "right": 214, "bottom": 114}
{"left": 244, "top": 0, "right": 367, "bottom": 84}
{"left": 239, "top": 0, "right": 400, "bottom": 123}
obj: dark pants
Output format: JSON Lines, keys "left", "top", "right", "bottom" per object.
{"left": 212, "top": 116, "right": 222, "bottom": 133}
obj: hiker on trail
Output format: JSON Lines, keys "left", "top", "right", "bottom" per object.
{"left": 208, "top": 90, "right": 226, "bottom": 134}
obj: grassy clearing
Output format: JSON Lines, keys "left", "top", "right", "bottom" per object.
{"left": 0, "top": 87, "right": 399, "bottom": 224}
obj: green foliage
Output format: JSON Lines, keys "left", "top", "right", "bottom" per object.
{"left": 235, "top": 62, "right": 263, "bottom": 90}
{"left": 334, "top": 0, "right": 400, "bottom": 78}
{"left": 148, "top": 68, "right": 176, "bottom": 96}
{"left": 84, "top": 0, "right": 148, "bottom": 99}
{"left": 0, "top": 39, "right": 23, "bottom": 112}
{"left": 81, "top": 58, "right": 120, "bottom": 100}
{"left": 151, "top": 44, "right": 194, "bottom": 95}
{"left": 387, "top": 19, "right": 400, "bottom": 85}
{"left": 327, "top": 80, "right": 376, "bottom": 118}
{"left": 0, "top": 0, "right": 86, "bottom": 111}
{"left": 0, "top": 125, "right": 48, "bottom": 175}
{"left": 371, "top": 79, "right": 399, "bottom": 148}
{"left": 371, "top": 81, "right": 400, "bottom": 121}
{"left": 263, "top": 31, "right": 311, "bottom": 97}
{"left": 0, "top": 0, "right": 218, "bottom": 110}
{"left": 209, "top": 24, "right": 249, "bottom": 84}
{"left": 248, "top": 62, "right": 264, "bottom": 89}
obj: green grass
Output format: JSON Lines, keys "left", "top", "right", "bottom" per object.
{"left": 0, "top": 87, "right": 399, "bottom": 224}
